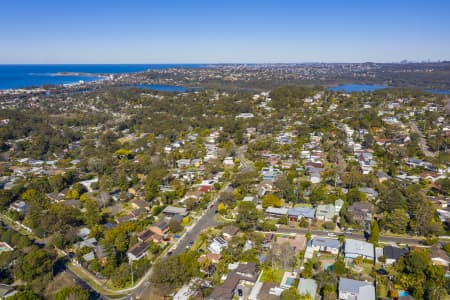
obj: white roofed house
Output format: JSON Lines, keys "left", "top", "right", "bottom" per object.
{"left": 335, "top": 199, "right": 344, "bottom": 215}
{"left": 315, "top": 204, "right": 335, "bottom": 221}
{"left": 344, "top": 239, "right": 374, "bottom": 261}
{"left": 223, "top": 157, "right": 234, "bottom": 167}
{"left": 431, "top": 246, "right": 450, "bottom": 267}
{"left": 338, "top": 278, "right": 375, "bottom": 300}
{"left": 308, "top": 237, "right": 340, "bottom": 255}
{"left": 208, "top": 237, "right": 228, "bottom": 255}
{"left": 309, "top": 172, "right": 321, "bottom": 184}
{"left": 9, "top": 200, "right": 28, "bottom": 213}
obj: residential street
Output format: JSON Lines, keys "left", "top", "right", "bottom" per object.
{"left": 410, "top": 121, "right": 437, "bottom": 158}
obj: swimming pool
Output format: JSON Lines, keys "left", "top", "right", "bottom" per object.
{"left": 285, "top": 277, "right": 295, "bottom": 286}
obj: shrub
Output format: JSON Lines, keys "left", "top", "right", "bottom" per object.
{"left": 298, "top": 218, "right": 309, "bottom": 228}
{"left": 322, "top": 221, "right": 336, "bottom": 230}
{"left": 278, "top": 215, "right": 288, "bottom": 225}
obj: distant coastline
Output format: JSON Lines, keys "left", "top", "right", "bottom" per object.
{"left": 1, "top": 64, "right": 450, "bottom": 94}
{"left": 0, "top": 64, "right": 203, "bottom": 90}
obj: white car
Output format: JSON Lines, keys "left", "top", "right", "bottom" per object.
{"left": 327, "top": 232, "right": 337, "bottom": 237}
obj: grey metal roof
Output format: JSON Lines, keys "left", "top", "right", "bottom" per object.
{"left": 265, "top": 207, "right": 288, "bottom": 215}
{"left": 344, "top": 239, "right": 374, "bottom": 259}
{"left": 383, "top": 246, "right": 408, "bottom": 260}
{"left": 83, "top": 251, "right": 95, "bottom": 262}
{"left": 309, "top": 237, "right": 340, "bottom": 249}
{"left": 358, "top": 187, "right": 378, "bottom": 197}
{"left": 339, "top": 278, "right": 375, "bottom": 300}
{"left": 287, "top": 207, "right": 315, "bottom": 218}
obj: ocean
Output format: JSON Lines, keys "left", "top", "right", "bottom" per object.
{"left": 0, "top": 64, "right": 202, "bottom": 90}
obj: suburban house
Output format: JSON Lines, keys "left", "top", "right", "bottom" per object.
{"left": 406, "top": 158, "right": 425, "bottom": 168}
{"left": 309, "top": 172, "right": 321, "bottom": 184}
{"left": 223, "top": 157, "right": 234, "bottom": 167}
{"left": 115, "top": 214, "right": 137, "bottom": 224}
{"left": 9, "top": 200, "right": 28, "bottom": 213}
{"left": 130, "top": 199, "right": 150, "bottom": 211}
{"left": 137, "top": 229, "right": 154, "bottom": 243}
{"left": 208, "top": 263, "right": 259, "bottom": 300}
{"left": 0, "top": 284, "right": 16, "bottom": 299}
{"left": 335, "top": 199, "right": 344, "bottom": 215}
{"left": 127, "top": 242, "right": 149, "bottom": 261}
{"left": 208, "top": 237, "right": 228, "bottom": 254}
{"left": 257, "top": 181, "right": 274, "bottom": 197}
{"left": 265, "top": 207, "right": 288, "bottom": 219}
{"left": 95, "top": 245, "right": 107, "bottom": 265}
{"left": 131, "top": 207, "right": 148, "bottom": 218}
{"left": 347, "top": 202, "right": 374, "bottom": 226}
{"left": 431, "top": 247, "right": 450, "bottom": 267}
{"left": 338, "top": 278, "right": 375, "bottom": 300}
{"left": 82, "top": 251, "right": 95, "bottom": 262}
{"left": 149, "top": 220, "right": 169, "bottom": 235}
{"left": 344, "top": 239, "right": 374, "bottom": 261}
{"left": 308, "top": 237, "right": 340, "bottom": 255}
{"left": 222, "top": 226, "right": 239, "bottom": 240}
{"left": 358, "top": 187, "right": 379, "bottom": 199}
{"left": 78, "top": 227, "right": 91, "bottom": 240}
{"left": 162, "top": 206, "right": 188, "bottom": 217}
{"left": 183, "top": 190, "right": 203, "bottom": 201}
{"left": 376, "top": 171, "right": 391, "bottom": 183}
{"left": 297, "top": 278, "right": 317, "bottom": 299}
{"left": 80, "top": 237, "right": 97, "bottom": 249}
{"left": 315, "top": 204, "right": 335, "bottom": 221}
{"left": 261, "top": 167, "right": 282, "bottom": 181}
{"left": 383, "top": 246, "right": 409, "bottom": 265}
{"left": 47, "top": 192, "right": 65, "bottom": 202}
{"left": 287, "top": 207, "right": 315, "bottom": 222}
{"left": 0, "top": 242, "right": 13, "bottom": 253}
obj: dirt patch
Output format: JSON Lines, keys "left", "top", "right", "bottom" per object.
{"left": 44, "top": 272, "right": 77, "bottom": 300}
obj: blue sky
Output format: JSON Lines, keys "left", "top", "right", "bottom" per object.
{"left": 1, "top": 0, "right": 449, "bottom": 63}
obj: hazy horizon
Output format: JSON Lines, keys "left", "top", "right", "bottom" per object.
{"left": 0, "top": 61, "right": 449, "bottom": 66}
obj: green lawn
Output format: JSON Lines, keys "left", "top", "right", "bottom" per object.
{"left": 260, "top": 268, "right": 285, "bottom": 284}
